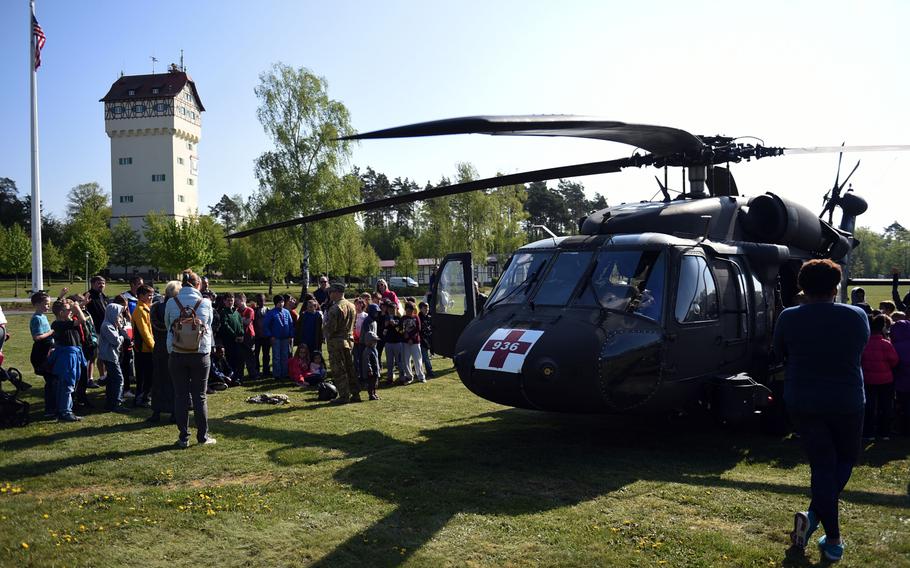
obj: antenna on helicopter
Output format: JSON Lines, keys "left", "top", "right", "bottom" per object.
{"left": 531, "top": 224, "right": 558, "bottom": 246}
{"left": 654, "top": 175, "right": 671, "bottom": 202}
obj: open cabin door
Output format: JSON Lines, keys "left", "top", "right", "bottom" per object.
{"left": 430, "top": 252, "right": 476, "bottom": 358}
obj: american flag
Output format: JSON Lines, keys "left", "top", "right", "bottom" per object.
{"left": 32, "top": 15, "right": 46, "bottom": 70}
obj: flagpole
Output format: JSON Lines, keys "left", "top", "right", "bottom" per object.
{"left": 29, "top": 0, "right": 44, "bottom": 292}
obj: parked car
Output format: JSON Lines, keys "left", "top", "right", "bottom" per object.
{"left": 389, "top": 276, "right": 419, "bottom": 288}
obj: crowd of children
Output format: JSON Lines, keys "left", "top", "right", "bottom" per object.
{"left": 851, "top": 284, "right": 910, "bottom": 440}
{"left": 24, "top": 276, "right": 436, "bottom": 422}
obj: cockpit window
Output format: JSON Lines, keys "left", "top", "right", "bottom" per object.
{"left": 578, "top": 250, "right": 667, "bottom": 321}
{"left": 533, "top": 251, "right": 594, "bottom": 305}
{"left": 675, "top": 255, "right": 719, "bottom": 323}
{"left": 486, "top": 251, "right": 552, "bottom": 306}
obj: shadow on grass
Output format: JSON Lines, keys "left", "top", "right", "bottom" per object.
{"left": 0, "top": 443, "right": 174, "bottom": 480}
{"left": 1, "top": 416, "right": 154, "bottom": 453}
{"left": 209, "top": 407, "right": 910, "bottom": 567}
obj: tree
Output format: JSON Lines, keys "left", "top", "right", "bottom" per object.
{"left": 43, "top": 241, "right": 64, "bottom": 285}
{"left": 394, "top": 237, "right": 417, "bottom": 279}
{"left": 254, "top": 62, "right": 356, "bottom": 296}
{"left": 61, "top": 182, "right": 112, "bottom": 279}
{"left": 0, "top": 224, "right": 32, "bottom": 296}
{"left": 208, "top": 194, "right": 247, "bottom": 235}
{"left": 66, "top": 182, "right": 109, "bottom": 218}
{"left": 223, "top": 239, "right": 255, "bottom": 280}
{"left": 524, "top": 181, "right": 570, "bottom": 237}
{"left": 489, "top": 180, "right": 529, "bottom": 260}
{"left": 108, "top": 219, "right": 146, "bottom": 278}
{"left": 144, "top": 213, "right": 221, "bottom": 274}
{"left": 0, "top": 178, "right": 29, "bottom": 228}
{"left": 246, "top": 189, "right": 297, "bottom": 295}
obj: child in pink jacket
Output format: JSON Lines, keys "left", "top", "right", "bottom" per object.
{"left": 861, "top": 315, "right": 899, "bottom": 439}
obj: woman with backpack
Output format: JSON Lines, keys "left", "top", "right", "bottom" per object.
{"left": 164, "top": 270, "right": 215, "bottom": 449}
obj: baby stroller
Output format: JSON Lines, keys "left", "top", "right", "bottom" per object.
{"left": 0, "top": 352, "right": 31, "bottom": 427}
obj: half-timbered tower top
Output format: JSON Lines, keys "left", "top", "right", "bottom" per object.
{"left": 100, "top": 69, "right": 205, "bottom": 110}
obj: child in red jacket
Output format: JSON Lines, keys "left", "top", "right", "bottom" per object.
{"left": 861, "top": 315, "right": 899, "bottom": 440}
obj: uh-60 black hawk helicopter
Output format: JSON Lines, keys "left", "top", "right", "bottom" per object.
{"left": 230, "top": 116, "right": 910, "bottom": 422}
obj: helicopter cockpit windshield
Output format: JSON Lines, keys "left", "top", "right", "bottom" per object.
{"left": 578, "top": 250, "right": 667, "bottom": 321}
{"left": 486, "top": 251, "right": 552, "bottom": 307}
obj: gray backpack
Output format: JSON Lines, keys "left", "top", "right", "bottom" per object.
{"left": 171, "top": 297, "right": 205, "bottom": 353}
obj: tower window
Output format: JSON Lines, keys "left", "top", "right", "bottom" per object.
{"left": 118, "top": 157, "right": 133, "bottom": 165}
{"left": 177, "top": 157, "right": 184, "bottom": 165}
{"left": 119, "top": 195, "right": 134, "bottom": 203}
{"left": 132, "top": 104, "right": 146, "bottom": 113}
{"left": 187, "top": 178, "right": 194, "bottom": 186}
{"left": 152, "top": 88, "right": 160, "bottom": 94}
{"left": 185, "top": 92, "right": 192, "bottom": 101}
{"left": 152, "top": 174, "right": 166, "bottom": 182}
{"left": 153, "top": 103, "right": 168, "bottom": 112}
{"left": 128, "top": 89, "right": 136, "bottom": 96}
{"left": 111, "top": 106, "right": 124, "bottom": 114}
{"left": 187, "top": 142, "right": 194, "bottom": 150}
{"left": 178, "top": 195, "right": 185, "bottom": 203}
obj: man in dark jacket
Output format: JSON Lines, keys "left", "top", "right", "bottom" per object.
{"left": 85, "top": 276, "right": 109, "bottom": 334}
{"left": 216, "top": 293, "right": 245, "bottom": 384}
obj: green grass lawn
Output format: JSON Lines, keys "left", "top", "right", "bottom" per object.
{"left": 0, "top": 314, "right": 908, "bottom": 567}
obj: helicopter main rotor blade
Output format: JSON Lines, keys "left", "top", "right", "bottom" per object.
{"left": 227, "top": 156, "right": 633, "bottom": 239}
{"left": 341, "top": 115, "right": 706, "bottom": 155}
{"left": 837, "top": 160, "right": 861, "bottom": 193}
{"left": 832, "top": 142, "right": 845, "bottom": 191}
{"left": 784, "top": 144, "right": 910, "bottom": 155}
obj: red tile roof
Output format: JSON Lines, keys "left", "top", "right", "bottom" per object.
{"left": 100, "top": 70, "right": 205, "bottom": 111}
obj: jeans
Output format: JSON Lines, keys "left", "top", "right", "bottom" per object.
{"left": 272, "top": 338, "right": 291, "bottom": 379}
{"left": 255, "top": 337, "right": 271, "bottom": 376}
{"left": 43, "top": 374, "right": 58, "bottom": 415}
{"left": 55, "top": 347, "right": 84, "bottom": 417}
{"left": 353, "top": 344, "right": 364, "bottom": 385}
{"left": 135, "top": 351, "right": 154, "bottom": 402}
{"left": 421, "top": 344, "right": 434, "bottom": 376}
{"left": 790, "top": 410, "right": 863, "bottom": 542}
{"left": 240, "top": 342, "right": 259, "bottom": 380}
{"left": 864, "top": 383, "right": 895, "bottom": 438}
{"left": 169, "top": 352, "right": 211, "bottom": 443}
{"left": 103, "top": 357, "right": 125, "bottom": 410}
{"left": 384, "top": 343, "right": 402, "bottom": 381}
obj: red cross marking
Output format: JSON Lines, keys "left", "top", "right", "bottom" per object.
{"left": 481, "top": 329, "right": 533, "bottom": 368}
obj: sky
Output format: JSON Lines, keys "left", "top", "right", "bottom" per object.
{"left": 1, "top": 0, "right": 908, "bottom": 233}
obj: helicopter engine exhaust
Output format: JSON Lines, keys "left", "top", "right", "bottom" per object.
{"left": 741, "top": 193, "right": 853, "bottom": 261}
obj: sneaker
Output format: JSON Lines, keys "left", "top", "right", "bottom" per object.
{"left": 58, "top": 413, "right": 83, "bottom": 422}
{"left": 122, "top": 390, "right": 135, "bottom": 399}
{"left": 329, "top": 397, "right": 349, "bottom": 405}
{"left": 400, "top": 378, "right": 413, "bottom": 386}
{"left": 791, "top": 511, "right": 818, "bottom": 548}
{"left": 818, "top": 535, "right": 844, "bottom": 562}
{"left": 199, "top": 436, "right": 217, "bottom": 446}
{"left": 86, "top": 379, "right": 100, "bottom": 389}
{"left": 417, "top": 378, "right": 427, "bottom": 383}
{"left": 880, "top": 436, "right": 891, "bottom": 441}
{"left": 146, "top": 412, "right": 161, "bottom": 423}
{"left": 107, "top": 405, "right": 131, "bottom": 414}
{"left": 350, "top": 394, "right": 363, "bottom": 403}
{"left": 175, "top": 439, "right": 189, "bottom": 449}
{"left": 368, "top": 392, "right": 380, "bottom": 401}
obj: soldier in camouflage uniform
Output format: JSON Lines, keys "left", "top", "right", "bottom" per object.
{"left": 323, "top": 283, "right": 360, "bottom": 403}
